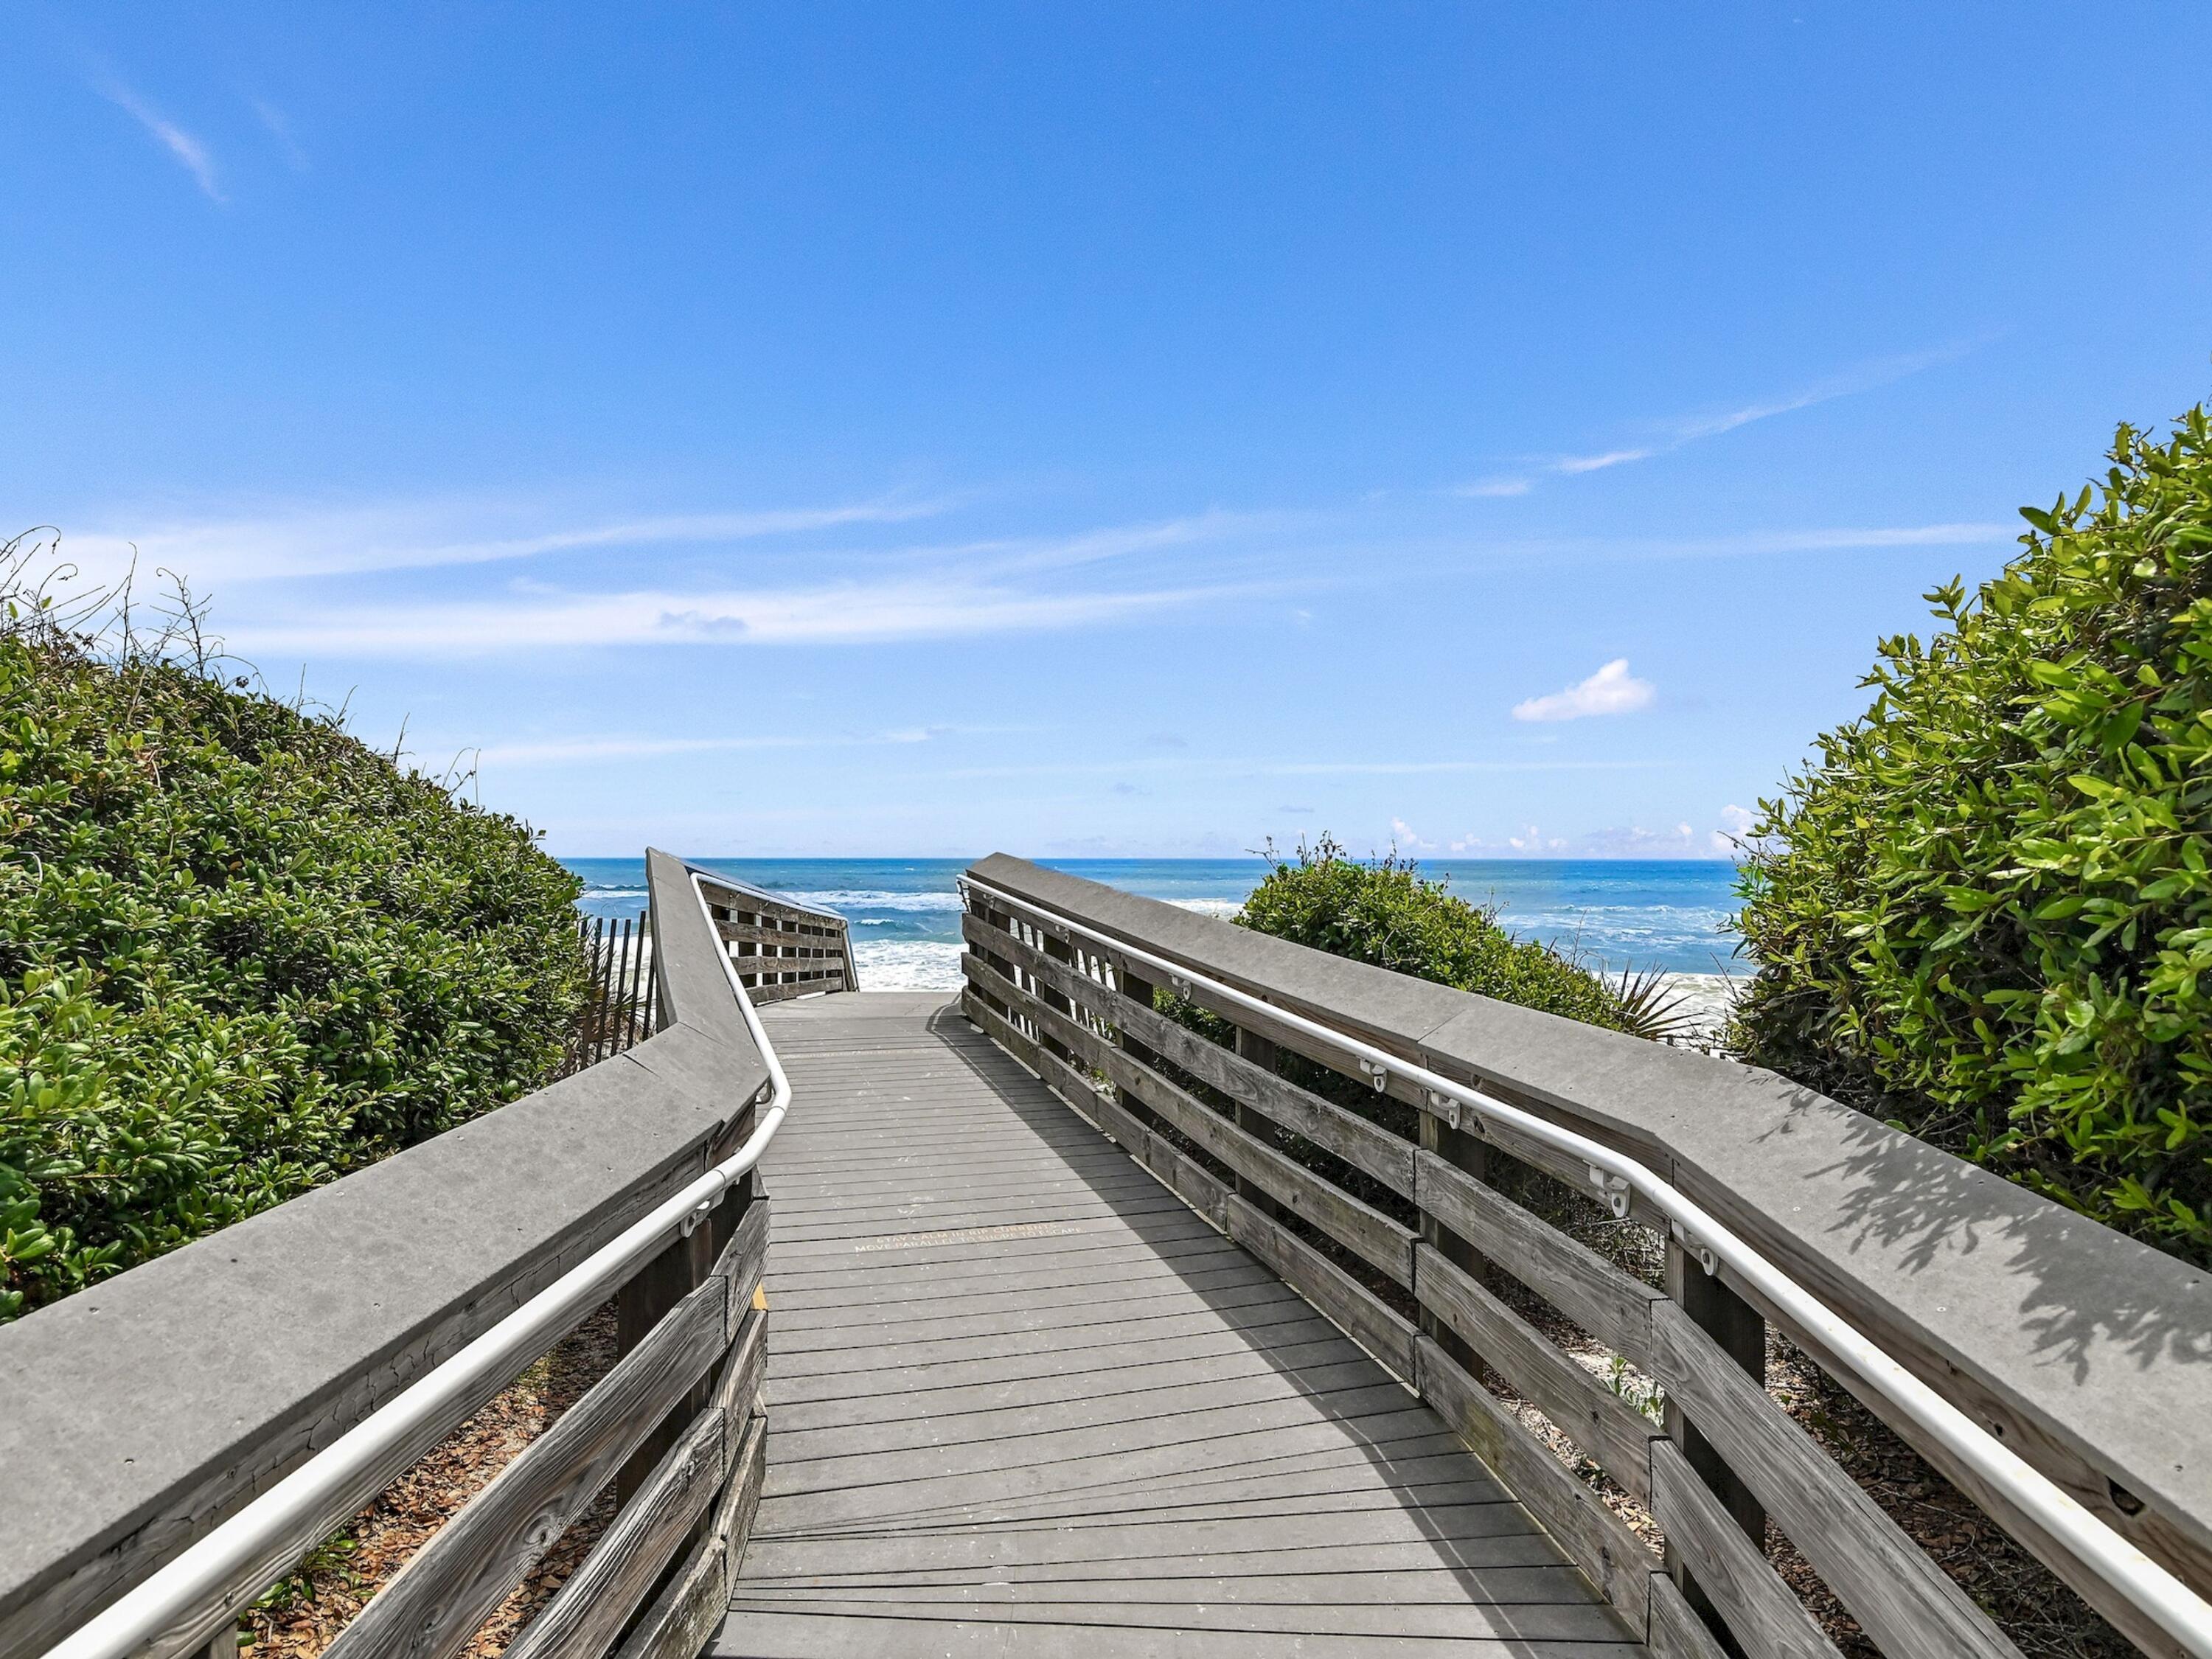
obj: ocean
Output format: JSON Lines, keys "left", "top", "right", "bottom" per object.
{"left": 560, "top": 857, "right": 1749, "bottom": 997}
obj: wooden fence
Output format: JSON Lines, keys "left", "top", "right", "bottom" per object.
{"left": 957, "top": 854, "right": 2212, "bottom": 1659}
{"left": 563, "top": 913, "right": 656, "bottom": 1077}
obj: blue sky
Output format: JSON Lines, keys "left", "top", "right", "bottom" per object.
{"left": 5, "top": 4, "right": 2209, "bottom": 858}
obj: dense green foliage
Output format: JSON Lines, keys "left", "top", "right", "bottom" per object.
{"left": 0, "top": 592, "right": 585, "bottom": 1320}
{"left": 1237, "top": 837, "right": 1632, "bottom": 1030}
{"left": 1731, "top": 407, "right": 2212, "bottom": 1264}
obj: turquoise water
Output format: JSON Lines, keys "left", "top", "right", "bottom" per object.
{"left": 561, "top": 857, "right": 1746, "bottom": 990}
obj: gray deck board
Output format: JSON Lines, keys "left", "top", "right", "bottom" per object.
{"left": 714, "top": 991, "right": 1646, "bottom": 1658}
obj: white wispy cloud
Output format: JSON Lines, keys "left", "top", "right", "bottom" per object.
{"left": 940, "top": 755, "right": 1666, "bottom": 781}
{"left": 102, "top": 81, "right": 221, "bottom": 200}
{"left": 59, "top": 496, "right": 962, "bottom": 585}
{"left": 225, "top": 574, "right": 1248, "bottom": 656}
{"left": 474, "top": 725, "right": 971, "bottom": 766}
{"left": 250, "top": 99, "right": 310, "bottom": 173}
{"left": 979, "top": 508, "right": 1293, "bottom": 574}
{"left": 1497, "top": 337, "right": 1992, "bottom": 489}
{"left": 1554, "top": 448, "right": 1653, "bottom": 475}
{"left": 1461, "top": 521, "right": 2011, "bottom": 567}
{"left": 1512, "top": 658, "right": 1655, "bottom": 723}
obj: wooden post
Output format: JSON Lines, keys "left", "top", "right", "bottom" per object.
{"left": 1037, "top": 929, "right": 1079, "bottom": 1068}
{"left": 970, "top": 905, "right": 1015, "bottom": 1020}
{"left": 1232, "top": 1029, "right": 1281, "bottom": 1217}
{"left": 1665, "top": 1241, "right": 1767, "bottom": 1650}
{"left": 1113, "top": 961, "right": 1166, "bottom": 1137}
{"left": 613, "top": 1227, "right": 714, "bottom": 1506}
{"left": 1418, "top": 1111, "right": 1488, "bottom": 1373}
{"left": 615, "top": 1097, "right": 757, "bottom": 1504}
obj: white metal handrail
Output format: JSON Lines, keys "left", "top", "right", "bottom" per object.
{"left": 44, "top": 871, "right": 792, "bottom": 1659}
{"left": 961, "top": 872, "right": 2212, "bottom": 1659}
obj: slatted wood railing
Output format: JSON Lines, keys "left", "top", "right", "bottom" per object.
{"left": 957, "top": 855, "right": 2212, "bottom": 1659}
{"left": 0, "top": 852, "right": 787, "bottom": 1659}
{"left": 697, "top": 873, "right": 857, "bottom": 1003}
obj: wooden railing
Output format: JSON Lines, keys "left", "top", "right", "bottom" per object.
{"left": 696, "top": 873, "right": 857, "bottom": 1003}
{"left": 957, "top": 855, "right": 2212, "bottom": 1659}
{"left": 0, "top": 852, "right": 784, "bottom": 1659}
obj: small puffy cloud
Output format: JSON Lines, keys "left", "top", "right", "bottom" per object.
{"left": 1512, "top": 659, "right": 1655, "bottom": 723}
{"left": 1502, "top": 824, "right": 1565, "bottom": 853}
{"left": 1711, "top": 802, "right": 1757, "bottom": 852}
{"left": 1389, "top": 816, "right": 1435, "bottom": 851}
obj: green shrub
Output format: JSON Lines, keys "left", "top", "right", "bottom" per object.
{"left": 1237, "top": 837, "right": 1631, "bottom": 1031}
{"left": 0, "top": 564, "right": 585, "bottom": 1319}
{"left": 1730, "top": 406, "right": 2212, "bottom": 1264}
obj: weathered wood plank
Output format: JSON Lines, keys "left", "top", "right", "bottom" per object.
{"left": 323, "top": 1276, "right": 731, "bottom": 1659}
{"left": 743, "top": 981, "right": 817, "bottom": 1004}
{"left": 1414, "top": 1333, "right": 1658, "bottom": 1635}
{"left": 968, "top": 892, "right": 1441, "bottom": 1119}
{"left": 727, "top": 954, "right": 839, "bottom": 976}
{"left": 710, "top": 1201, "right": 771, "bottom": 1344}
{"left": 711, "top": 1303, "right": 768, "bottom": 1422}
{"left": 1223, "top": 1194, "right": 1418, "bottom": 1380}
{"left": 1140, "top": 1133, "right": 1233, "bottom": 1232}
{"left": 1117, "top": 1054, "right": 1415, "bottom": 1287}
{"left": 1646, "top": 1571, "right": 1733, "bottom": 1659}
{"left": 712, "top": 1410, "right": 769, "bottom": 1575}
{"left": 1649, "top": 1300, "right": 2019, "bottom": 1659}
{"left": 501, "top": 1408, "right": 726, "bottom": 1659}
{"left": 977, "top": 953, "right": 1417, "bottom": 1287}
{"left": 1415, "top": 1243, "right": 1660, "bottom": 1503}
{"left": 960, "top": 982, "right": 1111, "bottom": 1130}
{"left": 1415, "top": 1149, "right": 1661, "bottom": 1368}
{"left": 708, "top": 914, "right": 838, "bottom": 942}
{"left": 969, "top": 915, "right": 1417, "bottom": 1194}
{"left": 1648, "top": 1439, "right": 1840, "bottom": 1659}
{"left": 614, "top": 1413, "right": 766, "bottom": 1659}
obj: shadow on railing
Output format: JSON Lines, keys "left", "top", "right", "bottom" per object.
{"left": 0, "top": 850, "right": 796, "bottom": 1659}
{"left": 958, "top": 855, "right": 2212, "bottom": 1659}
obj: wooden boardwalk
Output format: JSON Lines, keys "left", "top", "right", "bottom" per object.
{"left": 713, "top": 991, "right": 1646, "bottom": 1658}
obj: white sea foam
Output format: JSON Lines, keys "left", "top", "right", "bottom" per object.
{"left": 852, "top": 939, "right": 967, "bottom": 990}
{"left": 1169, "top": 897, "right": 1243, "bottom": 917}
{"left": 793, "top": 890, "right": 966, "bottom": 912}
{"left": 1658, "top": 972, "right": 1745, "bottom": 1041}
